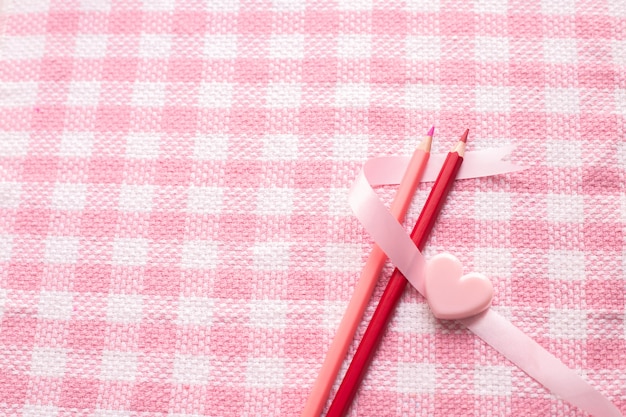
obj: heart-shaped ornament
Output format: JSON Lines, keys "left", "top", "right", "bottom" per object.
{"left": 424, "top": 253, "right": 493, "bottom": 320}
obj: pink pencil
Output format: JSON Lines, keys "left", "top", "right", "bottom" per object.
{"left": 300, "top": 127, "right": 434, "bottom": 417}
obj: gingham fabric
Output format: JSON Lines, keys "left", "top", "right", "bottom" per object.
{"left": 0, "top": 0, "right": 624, "bottom": 416}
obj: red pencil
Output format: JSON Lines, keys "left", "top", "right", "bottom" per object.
{"left": 326, "top": 129, "right": 469, "bottom": 417}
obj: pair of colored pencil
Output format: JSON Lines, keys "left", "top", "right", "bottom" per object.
{"left": 301, "top": 128, "right": 469, "bottom": 417}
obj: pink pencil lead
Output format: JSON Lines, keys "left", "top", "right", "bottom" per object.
{"left": 427, "top": 126, "right": 435, "bottom": 136}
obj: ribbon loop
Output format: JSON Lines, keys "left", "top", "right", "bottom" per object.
{"left": 349, "top": 148, "right": 623, "bottom": 417}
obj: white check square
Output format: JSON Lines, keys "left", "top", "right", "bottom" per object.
{"left": 407, "top": 0, "right": 440, "bottom": 11}
{"left": 131, "top": 82, "right": 166, "bottom": 107}
{"left": 475, "top": 86, "right": 511, "bottom": 112}
{"left": 177, "top": 297, "right": 214, "bottom": 325}
{"left": 30, "top": 347, "right": 67, "bottom": 377}
{"left": 0, "top": 132, "right": 29, "bottom": 156}
{"left": 38, "top": 291, "right": 74, "bottom": 320}
{"left": 174, "top": 354, "right": 211, "bottom": 384}
{"left": 44, "top": 236, "right": 80, "bottom": 264}
{"left": 252, "top": 242, "right": 290, "bottom": 270}
{"left": 0, "top": 182, "right": 22, "bottom": 208}
{"left": 474, "top": 365, "right": 512, "bottom": 395}
{"left": 2, "top": 36, "right": 46, "bottom": 60}
{"left": 338, "top": 35, "right": 372, "bottom": 59}
{"left": 181, "top": 240, "right": 218, "bottom": 269}
{"left": 22, "top": 405, "right": 59, "bottom": 417}
{"left": 545, "top": 139, "right": 582, "bottom": 167}
{"left": 331, "top": 134, "right": 369, "bottom": 160}
{"left": 545, "top": 88, "right": 579, "bottom": 114}
{"left": 193, "top": 134, "right": 229, "bottom": 160}
{"left": 8, "top": 0, "right": 50, "bottom": 13}
{"left": 246, "top": 357, "right": 285, "bottom": 388}
{"left": 118, "top": 185, "right": 154, "bottom": 212}
{"left": 546, "top": 194, "right": 584, "bottom": 222}
{"left": 406, "top": 36, "right": 441, "bottom": 61}
{"left": 106, "top": 294, "right": 143, "bottom": 323}
{"left": 322, "top": 301, "right": 347, "bottom": 330}
{"left": 394, "top": 302, "right": 437, "bottom": 334}
{"left": 474, "top": 192, "right": 512, "bottom": 220}
{"left": 249, "top": 300, "right": 288, "bottom": 329}
{"left": 542, "top": 0, "right": 575, "bottom": 14}
{"left": 335, "top": 84, "right": 370, "bottom": 108}
{"left": 205, "top": 1, "right": 239, "bottom": 11}
{"left": 112, "top": 238, "right": 149, "bottom": 266}
{"left": 396, "top": 362, "right": 436, "bottom": 393}
{"left": 405, "top": 84, "right": 440, "bottom": 110}
{"left": 548, "top": 250, "right": 585, "bottom": 281}
{"left": 187, "top": 186, "right": 223, "bottom": 214}
{"left": 261, "top": 134, "right": 298, "bottom": 160}
{"left": 616, "top": 89, "right": 626, "bottom": 115}
{"left": 125, "top": 133, "right": 161, "bottom": 159}
{"left": 323, "top": 243, "right": 363, "bottom": 272}
{"left": 138, "top": 34, "right": 172, "bottom": 58}
{"left": 474, "top": 0, "right": 506, "bottom": 13}
{"left": 79, "top": 0, "right": 111, "bottom": 10}
{"left": 338, "top": 0, "right": 372, "bottom": 9}
{"left": 52, "top": 183, "right": 88, "bottom": 211}
{"left": 543, "top": 38, "right": 578, "bottom": 63}
{"left": 198, "top": 83, "right": 233, "bottom": 108}
{"left": 0, "top": 235, "right": 12, "bottom": 262}
{"left": 255, "top": 188, "right": 294, "bottom": 215}
{"left": 0, "top": 82, "right": 38, "bottom": 108}
{"left": 473, "top": 247, "right": 512, "bottom": 278}
{"left": 272, "top": 0, "right": 306, "bottom": 10}
{"left": 549, "top": 308, "right": 587, "bottom": 339}
{"left": 93, "top": 410, "right": 131, "bottom": 417}
{"left": 75, "top": 35, "right": 109, "bottom": 58}
{"left": 613, "top": 40, "right": 626, "bottom": 65}
{"left": 475, "top": 37, "right": 509, "bottom": 62}
{"left": 59, "top": 132, "right": 94, "bottom": 157}
{"left": 204, "top": 35, "right": 238, "bottom": 59}
{"left": 141, "top": 0, "right": 175, "bottom": 11}
{"left": 266, "top": 83, "right": 301, "bottom": 108}
{"left": 608, "top": 0, "right": 626, "bottom": 16}
{"left": 270, "top": 35, "right": 304, "bottom": 59}
{"left": 327, "top": 188, "right": 351, "bottom": 217}
{"left": 68, "top": 81, "right": 101, "bottom": 106}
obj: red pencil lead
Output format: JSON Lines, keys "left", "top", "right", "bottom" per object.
{"left": 459, "top": 129, "right": 469, "bottom": 143}
{"left": 427, "top": 125, "right": 435, "bottom": 136}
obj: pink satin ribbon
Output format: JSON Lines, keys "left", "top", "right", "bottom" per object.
{"left": 349, "top": 149, "right": 623, "bottom": 417}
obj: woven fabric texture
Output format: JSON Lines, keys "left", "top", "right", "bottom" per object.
{"left": 0, "top": 0, "right": 625, "bottom": 416}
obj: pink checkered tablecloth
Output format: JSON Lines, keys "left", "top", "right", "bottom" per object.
{"left": 0, "top": 0, "right": 624, "bottom": 416}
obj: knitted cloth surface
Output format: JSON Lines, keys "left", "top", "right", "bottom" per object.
{"left": 0, "top": 0, "right": 624, "bottom": 416}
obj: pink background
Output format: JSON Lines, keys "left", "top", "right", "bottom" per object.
{"left": 0, "top": 0, "right": 624, "bottom": 416}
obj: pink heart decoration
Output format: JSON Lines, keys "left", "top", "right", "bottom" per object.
{"left": 424, "top": 253, "right": 493, "bottom": 320}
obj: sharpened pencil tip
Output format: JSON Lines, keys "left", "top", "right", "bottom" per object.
{"left": 427, "top": 126, "right": 435, "bottom": 136}
{"left": 459, "top": 129, "right": 469, "bottom": 143}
